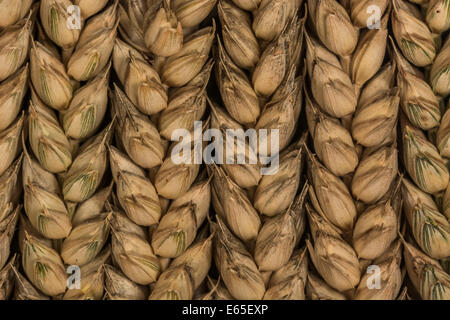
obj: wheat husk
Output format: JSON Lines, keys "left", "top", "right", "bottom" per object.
{"left": 22, "top": 233, "right": 67, "bottom": 296}
{"left": 0, "top": 205, "right": 19, "bottom": 270}
{"left": 351, "top": 143, "right": 398, "bottom": 204}
{"left": 151, "top": 204, "right": 197, "bottom": 259}
{"left": 354, "top": 240, "right": 403, "bottom": 300}
{"left": 12, "top": 264, "right": 50, "bottom": 300}
{"left": 123, "top": 55, "right": 167, "bottom": 116}
{"left": 173, "top": 0, "right": 217, "bottom": 28}
{"left": 263, "top": 273, "right": 306, "bottom": 300}
{"left": 171, "top": 233, "right": 213, "bottom": 289}
{"left": 288, "top": 12, "right": 305, "bottom": 67}
{"left": 255, "top": 66, "right": 303, "bottom": 154}
{"left": 351, "top": 87, "right": 399, "bottom": 147}
{"left": 152, "top": 179, "right": 211, "bottom": 258}
{"left": 442, "top": 182, "right": 450, "bottom": 219}
{"left": 158, "top": 195, "right": 171, "bottom": 218}
{"left": 111, "top": 85, "right": 165, "bottom": 169}
{"left": 0, "top": 155, "right": 23, "bottom": 222}
{"left": 22, "top": 135, "right": 60, "bottom": 197}
{"left": 0, "top": 16, "right": 32, "bottom": 82}
{"left": 351, "top": 12, "right": 388, "bottom": 91}
{"left": 309, "top": 0, "right": 358, "bottom": 56}
{"left": 111, "top": 220, "right": 161, "bottom": 285}
{"left": 306, "top": 273, "right": 347, "bottom": 300}
{"left": 426, "top": 0, "right": 450, "bottom": 34}
{"left": 113, "top": 39, "right": 168, "bottom": 115}
{"left": 209, "top": 100, "right": 261, "bottom": 188}
{"left": 353, "top": 181, "right": 400, "bottom": 260}
{"left": 154, "top": 126, "right": 202, "bottom": 199}
{"left": 118, "top": 0, "right": 149, "bottom": 53}
{"left": 60, "top": 211, "right": 111, "bottom": 266}
{"left": 305, "top": 33, "right": 356, "bottom": 119}
{"left": 65, "top": 201, "right": 77, "bottom": 221}
{"left": 72, "top": 182, "right": 113, "bottom": 227}
{"left": 68, "top": 137, "right": 80, "bottom": 156}
{"left": 215, "top": 37, "right": 259, "bottom": 125}
{"left": 40, "top": 0, "right": 80, "bottom": 49}
{"left": 0, "top": 255, "right": 17, "bottom": 300}
{"left": 204, "top": 277, "right": 234, "bottom": 300}
{"left": 62, "top": 64, "right": 110, "bottom": 140}
{"left": 403, "top": 239, "right": 450, "bottom": 300}
{"left": 210, "top": 165, "right": 261, "bottom": 242}
{"left": 159, "top": 60, "right": 212, "bottom": 140}
{"left": 218, "top": 0, "right": 259, "bottom": 70}
{"left": 63, "top": 246, "right": 110, "bottom": 300}
{"left": 28, "top": 96, "right": 73, "bottom": 173}
{"left": 358, "top": 61, "right": 396, "bottom": 108}
{"left": 392, "top": 0, "right": 436, "bottom": 67}
{"left": 392, "top": 43, "right": 441, "bottom": 130}
{"left": 253, "top": 0, "right": 298, "bottom": 42}
{"left": 430, "top": 36, "right": 450, "bottom": 97}
{"left": 63, "top": 123, "right": 113, "bottom": 203}
{"left": 350, "top": 0, "right": 389, "bottom": 28}
{"left": 112, "top": 37, "right": 143, "bottom": 81}
{"left": 0, "top": 65, "right": 28, "bottom": 132}
{"left": 433, "top": 115, "right": 450, "bottom": 158}
{"left": 68, "top": 2, "right": 118, "bottom": 81}
{"left": 255, "top": 186, "right": 306, "bottom": 271}
{"left": 162, "top": 22, "right": 215, "bottom": 87}
{"left": 144, "top": 0, "right": 183, "bottom": 57}
{"left": 0, "top": 114, "right": 23, "bottom": 178}
{"left": 402, "top": 120, "right": 449, "bottom": 194}
{"left": 22, "top": 141, "right": 72, "bottom": 240}
{"left": 268, "top": 247, "right": 307, "bottom": 286}
{"left": 306, "top": 147, "right": 357, "bottom": 233}
{"left": 306, "top": 204, "right": 361, "bottom": 292}
{"left": 230, "top": 0, "right": 261, "bottom": 11}
{"left": 212, "top": 217, "right": 265, "bottom": 300}
{"left": 263, "top": 248, "right": 308, "bottom": 300}
{"left": 110, "top": 146, "right": 161, "bottom": 226}
{"left": 22, "top": 185, "right": 71, "bottom": 239}
{"left": 402, "top": 178, "right": 450, "bottom": 259}
{"left": 252, "top": 16, "right": 298, "bottom": 97}
{"left": 305, "top": 90, "right": 358, "bottom": 177}
{"left": 18, "top": 214, "right": 54, "bottom": 254}
{"left": 157, "top": 256, "right": 172, "bottom": 272}
{"left": 0, "top": 0, "right": 33, "bottom": 28}
{"left": 104, "top": 264, "right": 148, "bottom": 300}
{"left": 112, "top": 208, "right": 148, "bottom": 238}
{"left": 441, "top": 257, "right": 450, "bottom": 274}
{"left": 254, "top": 142, "right": 303, "bottom": 216}
{"left": 36, "top": 20, "right": 62, "bottom": 62}
{"left": 75, "top": 0, "right": 109, "bottom": 19}
{"left": 149, "top": 265, "right": 194, "bottom": 300}
{"left": 30, "top": 40, "right": 73, "bottom": 111}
